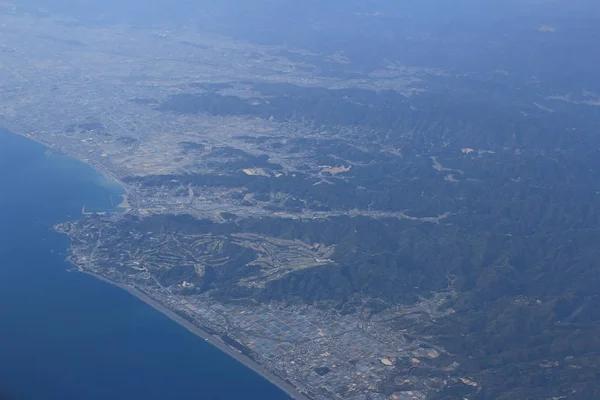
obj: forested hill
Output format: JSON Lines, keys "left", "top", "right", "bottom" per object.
{"left": 119, "top": 70, "right": 600, "bottom": 398}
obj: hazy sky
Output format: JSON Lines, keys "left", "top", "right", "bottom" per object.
{"left": 11, "top": 0, "right": 600, "bottom": 91}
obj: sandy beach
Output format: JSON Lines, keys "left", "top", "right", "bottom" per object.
{"left": 82, "top": 271, "right": 311, "bottom": 400}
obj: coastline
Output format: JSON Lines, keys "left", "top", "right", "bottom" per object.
{"left": 2, "top": 130, "right": 309, "bottom": 400}
{"left": 83, "top": 271, "right": 311, "bottom": 400}
{"left": 15, "top": 132, "right": 134, "bottom": 207}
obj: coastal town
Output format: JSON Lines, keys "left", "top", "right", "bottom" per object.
{"left": 55, "top": 214, "right": 462, "bottom": 400}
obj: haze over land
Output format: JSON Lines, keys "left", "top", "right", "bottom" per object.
{"left": 2, "top": 1, "right": 600, "bottom": 399}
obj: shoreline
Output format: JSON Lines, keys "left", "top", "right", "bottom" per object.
{"left": 81, "top": 273, "right": 311, "bottom": 400}
{"left": 14, "top": 132, "right": 134, "bottom": 208}
{"left": 2, "top": 130, "right": 311, "bottom": 400}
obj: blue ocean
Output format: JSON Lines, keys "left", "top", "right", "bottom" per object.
{"left": 0, "top": 131, "right": 288, "bottom": 400}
